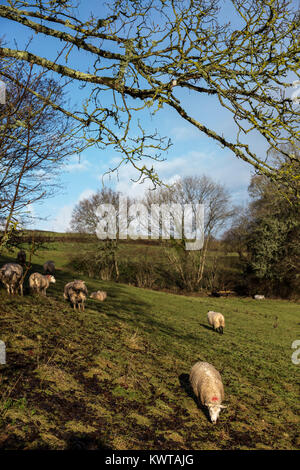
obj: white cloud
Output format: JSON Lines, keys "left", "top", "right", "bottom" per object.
{"left": 32, "top": 145, "right": 252, "bottom": 233}
{"left": 51, "top": 204, "right": 73, "bottom": 232}
{"left": 170, "top": 125, "right": 200, "bottom": 142}
{"left": 99, "top": 149, "right": 252, "bottom": 204}
{"left": 78, "top": 188, "right": 96, "bottom": 201}
{"left": 64, "top": 156, "right": 91, "bottom": 172}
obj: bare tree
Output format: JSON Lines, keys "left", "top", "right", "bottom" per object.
{"left": 144, "top": 175, "right": 234, "bottom": 290}
{"left": 0, "top": 0, "right": 298, "bottom": 192}
{"left": 0, "top": 56, "right": 76, "bottom": 249}
{"left": 70, "top": 187, "right": 122, "bottom": 234}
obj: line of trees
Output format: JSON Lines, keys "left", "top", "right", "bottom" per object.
{"left": 69, "top": 175, "right": 235, "bottom": 291}
{"left": 69, "top": 161, "right": 299, "bottom": 297}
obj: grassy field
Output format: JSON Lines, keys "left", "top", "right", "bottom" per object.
{"left": 0, "top": 243, "right": 299, "bottom": 450}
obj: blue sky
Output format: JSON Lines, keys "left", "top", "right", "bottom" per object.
{"left": 0, "top": 0, "right": 297, "bottom": 232}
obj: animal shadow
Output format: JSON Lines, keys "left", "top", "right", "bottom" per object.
{"left": 200, "top": 323, "right": 214, "bottom": 332}
{"left": 178, "top": 373, "right": 210, "bottom": 422}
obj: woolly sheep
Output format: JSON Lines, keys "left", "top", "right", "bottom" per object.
{"left": 16, "top": 249, "right": 26, "bottom": 265}
{"left": 43, "top": 260, "right": 55, "bottom": 275}
{"left": 189, "top": 361, "right": 226, "bottom": 424}
{"left": 207, "top": 311, "right": 225, "bottom": 334}
{"left": 90, "top": 290, "right": 107, "bottom": 301}
{"left": 29, "top": 272, "right": 56, "bottom": 296}
{"left": 254, "top": 294, "right": 265, "bottom": 300}
{"left": 0, "top": 263, "right": 23, "bottom": 295}
{"left": 64, "top": 280, "right": 88, "bottom": 311}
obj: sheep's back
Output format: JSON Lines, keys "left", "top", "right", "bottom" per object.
{"left": 1, "top": 263, "right": 23, "bottom": 280}
{"left": 43, "top": 261, "right": 55, "bottom": 274}
{"left": 90, "top": 290, "right": 107, "bottom": 301}
{"left": 190, "top": 361, "right": 223, "bottom": 400}
{"left": 29, "top": 273, "right": 47, "bottom": 289}
{"left": 64, "top": 280, "right": 88, "bottom": 299}
{"left": 207, "top": 311, "right": 224, "bottom": 326}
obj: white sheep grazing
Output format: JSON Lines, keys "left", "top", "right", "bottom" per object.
{"left": 254, "top": 294, "right": 265, "bottom": 300}
{"left": 90, "top": 290, "right": 107, "bottom": 301}
{"left": 207, "top": 311, "right": 225, "bottom": 334}
{"left": 29, "top": 273, "right": 56, "bottom": 296}
{"left": 43, "top": 260, "right": 55, "bottom": 275}
{"left": 0, "top": 263, "right": 23, "bottom": 295}
{"left": 189, "top": 361, "right": 226, "bottom": 424}
{"left": 64, "top": 280, "right": 88, "bottom": 311}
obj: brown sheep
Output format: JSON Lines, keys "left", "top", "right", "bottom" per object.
{"left": 64, "top": 280, "right": 88, "bottom": 311}
{"left": 0, "top": 263, "right": 23, "bottom": 295}
{"left": 16, "top": 249, "right": 26, "bottom": 265}
{"left": 43, "top": 260, "right": 55, "bottom": 275}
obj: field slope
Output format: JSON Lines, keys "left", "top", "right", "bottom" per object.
{"left": 0, "top": 253, "right": 299, "bottom": 450}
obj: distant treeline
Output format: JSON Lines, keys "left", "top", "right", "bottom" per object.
{"left": 0, "top": 230, "right": 163, "bottom": 246}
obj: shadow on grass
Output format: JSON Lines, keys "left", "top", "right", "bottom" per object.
{"left": 199, "top": 323, "right": 214, "bottom": 332}
{"left": 178, "top": 373, "right": 211, "bottom": 423}
{"left": 65, "top": 433, "right": 111, "bottom": 450}
{"left": 199, "top": 323, "right": 223, "bottom": 335}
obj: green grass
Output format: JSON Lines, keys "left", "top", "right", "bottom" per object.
{"left": 0, "top": 247, "right": 299, "bottom": 450}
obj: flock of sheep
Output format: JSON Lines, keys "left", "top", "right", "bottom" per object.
{"left": 0, "top": 249, "right": 257, "bottom": 425}
{"left": 0, "top": 250, "right": 106, "bottom": 311}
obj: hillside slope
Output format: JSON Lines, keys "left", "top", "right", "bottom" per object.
{"left": 0, "top": 260, "right": 299, "bottom": 450}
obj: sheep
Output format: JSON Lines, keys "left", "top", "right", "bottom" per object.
{"left": 254, "top": 294, "right": 265, "bottom": 300}
{"left": 0, "top": 263, "right": 23, "bottom": 295}
{"left": 90, "top": 290, "right": 107, "bottom": 301}
{"left": 63, "top": 280, "right": 88, "bottom": 311}
{"left": 29, "top": 272, "right": 56, "bottom": 296}
{"left": 207, "top": 311, "right": 225, "bottom": 334}
{"left": 189, "top": 361, "right": 226, "bottom": 424}
{"left": 16, "top": 249, "right": 26, "bottom": 265}
{"left": 43, "top": 260, "right": 55, "bottom": 275}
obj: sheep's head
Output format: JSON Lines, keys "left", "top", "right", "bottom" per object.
{"left": 47, "top": 275, "right": 56, "bottom": 284}
{"left": 206, "top": 402, "right": 227, "bottom": 424}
